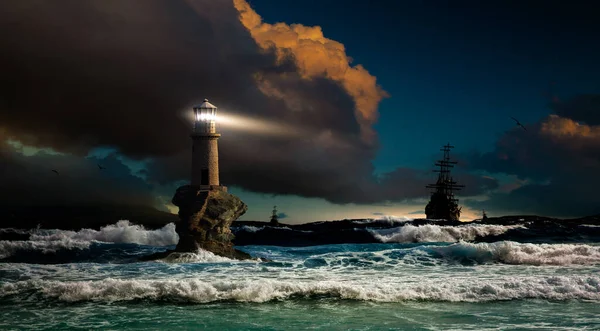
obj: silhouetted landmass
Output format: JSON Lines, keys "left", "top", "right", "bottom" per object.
{"left": 0, "top": 204, "right": 178, "bottom": 231}
{"left": 1, "top": 205, "right": 600, "bottom": 247}
{"left": 476, "top": 215, "right": 600, "bottom": 243}
{"left": 231, "top": 215, "right": 600, "bottom": 246}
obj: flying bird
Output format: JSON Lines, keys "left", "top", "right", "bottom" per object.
{"left": 51, "top": 169, "right": 59, "bottom": 175}
{"left": 510, "top": 117, "right": 527, "bottom": 131}
{"left": 97, "top": 164, "right": 106, "bottom": 170}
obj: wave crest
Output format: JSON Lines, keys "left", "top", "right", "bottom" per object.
{"left": 3, "top": 276, "right": 599, "bottom": 303}
{"left": 371, "top": 224, "right": 522, "bottom": 243}
{"left": 158, "top": 249, "right": 233, "bottom": 263}
{"left": 0, "top": 238, "right": 91, "bottom": 259}
{"left": 32, "top": 220, "right": 178, "bottom": 246}
{"left": 433, "top": 241, "right": 600, "bottom": 265}
{"left": 0, "top": 221, "right": 178, "bottom": 259}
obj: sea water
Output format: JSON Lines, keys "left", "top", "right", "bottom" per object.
{"left": 1, "top": 221, "right": 599, "bottom": 330}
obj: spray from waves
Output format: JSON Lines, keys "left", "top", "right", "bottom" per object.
{"left": 158, "top": 249, "right": 233, "bottom": 263}
{"left": 2, "top": 275, "right": 599, "bottom": 303}
{"left": 32, "top": 221, "right": 178, "bottom": 246}
{"left": 0, "top": 228, "right": 29, "bottom": 235}
{"left": 353, "top": 216, "right": 413, "bottom": 225}
{"left": 0, "top": 221, "right": 178, "bottom": 259}
{"left": 234, "top": 225, "right": 263, "bottom": 233}
{"left": 431, "top": 241, "right": 600, "bottom": 266}
{"left": 370, "top": 224, "right": 523, "bottom": 243}
{"left": 0, "top": 238, "right": 91, "bottom": 259}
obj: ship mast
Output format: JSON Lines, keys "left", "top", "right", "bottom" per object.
{"left": 425, "top": 143, "right": 465, "bottom": 220}
{"left": 426, "top": 143, "right": 465, "bottom": 200}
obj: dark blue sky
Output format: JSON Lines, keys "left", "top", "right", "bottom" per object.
{"left": 248, "top": 0, "right": 600, "bottom": 171}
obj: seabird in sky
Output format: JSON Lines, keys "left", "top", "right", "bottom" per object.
{"left": 510, "top": 117, "right": 527, "bottom": 131}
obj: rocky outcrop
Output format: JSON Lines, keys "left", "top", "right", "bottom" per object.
{"left": 139, "top": 185, "right": 252, "bottom": 261}
{"left": 170, "top": 185, "right": 251, "bottom": 259}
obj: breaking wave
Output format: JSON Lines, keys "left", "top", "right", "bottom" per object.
{"left": 31, "top": 220, "right": 178, "bottom": 246}
{"left": 2, "top": 275, "right": 599, "bottom": 303}
{"left": 371, "top": 224, "right": 523, "bottom": 243}
{"left": 0, "top": 238, "right": 91, "bottom": 259}
{"left": 0, "top": 221, "right": 178, "bottom": 259}
{"left": 236, "top": 225, "right": 264, "bottom": 233}
{"left": 432, "top": 241, "right": 600, "bottom": 266}
{"left": 353, "top": 217, "right": 413, "bottom": 225}
{"left": 158, "top": 249, "right": 234, "bottom": 263}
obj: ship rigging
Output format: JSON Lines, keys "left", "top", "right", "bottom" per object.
{"left": 425, "top": 144, "right": 465, "bottom": 221}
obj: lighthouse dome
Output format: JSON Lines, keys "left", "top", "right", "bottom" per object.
{"left": 195, "top": 99, "right": 217, "bottom": 109}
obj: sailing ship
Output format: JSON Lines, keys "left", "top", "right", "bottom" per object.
{"left": 269, "top": 205, "right": 279, "bottom": 225}
{"left": 425, "top": 144, "right": 465, "bottom": 221}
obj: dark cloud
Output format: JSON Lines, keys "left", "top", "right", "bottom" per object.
{"left": 374, "top": 167, "right": 498, "bottom": 204}
{"left": 0, "top": 0, "right": 495, "bottom": 207}
{"left": 464, "top": 104, "right": 600, "bottom": 217}
{"left": 466, "top": 180, "right": 600, "bottom": 218}
{"left": 0, "top": 140, "right": 160, "bottom": 208}
{"left": 372, "top": 212, "right": 384, "bottom": 216}
{"left": 0, "top": 0, "right": 281, "bottom": 157}
{"left": 276, "top": 212, "right": 288, "bottom": 219}
{"left": 553, "top": 94, "right": 600, "bottom": 125}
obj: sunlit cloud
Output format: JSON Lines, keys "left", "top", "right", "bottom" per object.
{"left": 233, "top": 0, "right": 388, "bottom": 143}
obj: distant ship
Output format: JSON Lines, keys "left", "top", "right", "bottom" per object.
{"left": 269, "top": 205, "right": 279, "bottom": 225}
{"left": 425, "top": 144, "right": 465, "bottom": 221}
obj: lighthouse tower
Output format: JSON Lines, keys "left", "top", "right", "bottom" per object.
{"left": 191, "top": 99, "right": 226, "bottom": 192}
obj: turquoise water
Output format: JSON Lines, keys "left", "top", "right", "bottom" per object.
{"left": 1, "top": 222, "right": 600, "bottom": 330}
{"left": 3, "top": 299, "right": 599, "bottom": 330}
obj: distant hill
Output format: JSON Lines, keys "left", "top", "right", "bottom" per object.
{"left": 0, "top": 204, "right": 179, "bottom": 230}
{"left": 231, "top": 215, "right": 600, "bottom": 246}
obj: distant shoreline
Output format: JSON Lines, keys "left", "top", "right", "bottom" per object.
{"left": 0, "top": 204, "right": 598, "bottom": 231}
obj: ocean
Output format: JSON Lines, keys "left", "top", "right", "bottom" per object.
{"left": 1, "top": 220, "right": 599, "bottom": 330}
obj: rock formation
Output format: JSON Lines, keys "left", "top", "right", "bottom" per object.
{"left": 170, "top": 185, "right": 251, "bottom": 259}
{"left": 141, "top": 185, "right": 252, "bottom": 261}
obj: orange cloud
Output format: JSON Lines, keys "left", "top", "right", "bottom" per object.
{"left": 540, "top": 115, "right": 600, "bottom": 140}
{"left": 539, "top": 115, "right": 600, "bottom": 167}
{"left": 233, "top": 0, "right": 388, "bottom": 143}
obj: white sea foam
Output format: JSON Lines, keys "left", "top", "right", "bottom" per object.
{"left": 236, "top": 225, "right": 263, "bottom": 233}
{"left": 2, "top": 275, "right": 599, "bottom": 303}
{"left": 32, "top": 220, "right": 178, "bottom": 246}
{"left": 158, "top": 249, "right": 233, "bottom": 263}
{"left": 0, "top": 221, "right": 178, "bottom": 258}
{"left": 370, "top": 224, "right": 522, "bottom": 243}
{"left": 434, "top": 241, "right": 600, "bottom": 266}
{"left": 0, "top": 228, "right": 30, "bottom": 235}
{"left": 354, "top": 217, "right": 413, "bottom": 225}
{"left": 0, "top": 238, "right": 91, "bottom": 259}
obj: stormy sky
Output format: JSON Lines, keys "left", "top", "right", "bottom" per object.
{"left": 1, "top": 0, "right": 599, "bottom": 222}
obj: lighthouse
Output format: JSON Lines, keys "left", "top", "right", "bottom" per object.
{"left": 191, "top": 99, "right": 226, "bottom": 192}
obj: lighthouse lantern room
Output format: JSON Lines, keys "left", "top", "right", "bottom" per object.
{"left": 193, "top": 99, "right": 218, "bottom": 133}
